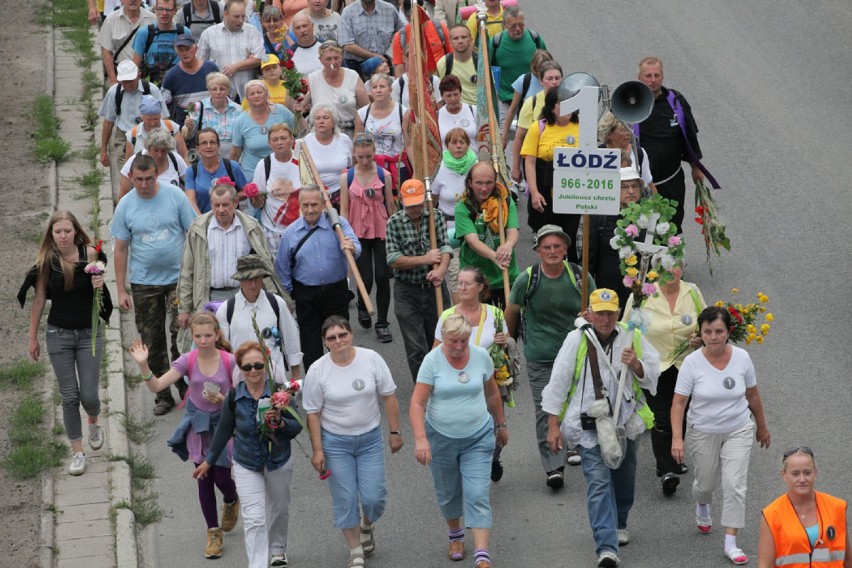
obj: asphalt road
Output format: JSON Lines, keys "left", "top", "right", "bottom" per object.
{"left": 137, "top": 2, "right": 852, "bottom": 567}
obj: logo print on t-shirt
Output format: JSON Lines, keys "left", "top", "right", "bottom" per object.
{"left": 681, "top": 314, "right": 693, "bottom": 325}
{"left": 723, "top": 376, "right": 735, "bottom": 390}
{"left": 352, "top": 378, "right": 365, "bottom": 391}
{"left": 457, "top": 372, "right": 470, "bottom": 384}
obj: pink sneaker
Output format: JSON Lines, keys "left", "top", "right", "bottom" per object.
{"left": 725, "top": 547, "right": 749, "bottom": 565}
{"left": 696, "top": 514, "right": 712, "bottom": 534}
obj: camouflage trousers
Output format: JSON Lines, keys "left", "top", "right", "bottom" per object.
{"left": 132, "top": 283, "right": 185, "bottom": 403}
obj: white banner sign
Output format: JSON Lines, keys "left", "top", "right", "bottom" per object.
{"left": 552, "top": 147, "right": 621, "bottom": 215}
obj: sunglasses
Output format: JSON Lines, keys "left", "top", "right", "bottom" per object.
{"left": 324, "top": 331, "right": 350, "bottom": 342}
{"left": 782, "top": 446, "right": 814, "bottom": 463}
{"left": 240, "top": 362, "right": 265, "bottom": 371}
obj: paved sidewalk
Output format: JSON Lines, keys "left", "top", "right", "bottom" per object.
{"left": 42, "top": 28, "right": 135, "bottom": 568}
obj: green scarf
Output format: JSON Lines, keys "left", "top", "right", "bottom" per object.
{"left": 443, "top": 149, "right": 478, "bottom": 176}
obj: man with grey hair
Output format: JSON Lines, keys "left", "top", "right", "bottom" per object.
{"left": 289, "top": 11, "right": 322, "bottom": 75}
{"left": 487, "top": 6, "right": 546, "bottom": 128}
{"left": 178, "top": 183, "right": 286, "bottom": 328}
{"left": 118, "top": 126, "right": 188, "bottom": 200}
{"left": 197, "top": 0, "right": 264, "bottom": 100}
{"left": 275, "top": 185, "right": 360, "bottom": 371}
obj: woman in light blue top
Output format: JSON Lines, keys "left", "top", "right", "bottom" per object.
{"left": 409, "top": 313, "right": 508, "bottom": 568}
{"left": 229, "top": 80, "right": 297, "bottom": 179}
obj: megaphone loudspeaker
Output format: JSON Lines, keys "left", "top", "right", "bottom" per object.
{"left": 611, "top": 81, "right": 654, "bottom": 124}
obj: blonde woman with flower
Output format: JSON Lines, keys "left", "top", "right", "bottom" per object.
{"left": 622, "top": 259, "right": 706, "bottom": 496}
{"left": 433, "top": 266, "right": 510, "bottom": 482}
{"left": 20, "top": 211, "right": 110, "bottom": 476}
{"left": 454, "top": 162, "right": 519, "bottom": 309}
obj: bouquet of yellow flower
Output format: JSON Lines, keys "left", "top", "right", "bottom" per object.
{"left": 671, "top": 289, "right": 775, "bottom": 361}
{"left": 488, "top": 310, "right": 518, "bottom": 406}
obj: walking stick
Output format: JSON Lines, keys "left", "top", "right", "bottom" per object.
{"left": 298, "top": 144, "right": 375, "bottom": 315}
{"left": 479, "top": 11, "right": 510, "bottom": 306}
{"left": 411, "top": 2, "right": 444, "bottom": 315}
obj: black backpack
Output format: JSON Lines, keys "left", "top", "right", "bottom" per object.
{"left": 140, "top": 24, "right": 186, "bottom": 82}
{"left": 490, "top": 29, "right": 541, "bottom": 68}
{"left": 114, "top": 79, "right": 151, "bottom": 116}
{"left": 191, "top": 158, "right": 240, "bottom": 189}
{"left": 182, "top": 1, "right": 221, "bottom": 27}
{"left": 443, "top": 51, "right": 478, "bottom": 78}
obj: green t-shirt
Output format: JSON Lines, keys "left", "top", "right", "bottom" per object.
{"left": 454, "top": 198, "right": 520, "bottom": 290}
{"left": 508, "top": 265, "right": 595, "bottom": 363}
{"left": 488, "top": 31, "right": 547, "bottom": 102}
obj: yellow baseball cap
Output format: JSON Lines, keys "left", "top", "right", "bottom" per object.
{"left": 590, "top": 288, "right": 619, "bottom": 312}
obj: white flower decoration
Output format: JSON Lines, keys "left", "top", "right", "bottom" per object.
{"left": 637, "top": 214, "right": 650, "bottom": 229}
{"left": 609, "top": 235, "right": 621, "bottom": 249}
{"left": 655, "top": 221, "right": 670, "bottom": 235}
{"left": 659, "top": 253, "right": 676, "bottom": 269}
{"left": 618, "top": 246, "right": 632, "bottom": 259}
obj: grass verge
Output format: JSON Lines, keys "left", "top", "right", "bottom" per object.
{"left": 0, "top": 359, "right": 46, "bottom": 389}
{"left": 2, "top": 394, "right": 67, "bottom": 480}
{"left": 31, "top": 96, "right": 71, "bottom": 164}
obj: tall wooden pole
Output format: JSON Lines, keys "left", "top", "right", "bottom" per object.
{"left": 299, "top": 144, "right": 375, "bottom": 315}
{"left": 479, "top": 10, "right": 510, "bottom": 306}
{"left": 411, "top": 2, "right": 443, "bottom": 315}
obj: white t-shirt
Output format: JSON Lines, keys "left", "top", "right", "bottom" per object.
{"left": 392, "top": 73, "right": 440, "bottom": 110}
{"left": 307, "top": 67, "right": 361, "bottom": 126}
{"left": 291, "top": 41, "right": 322, "bottom": 76}
{"left": 121, "top": 150, "right": 187, "bottom": 189}
{"left": 438, "top": 104, "right": 477, "bottom": 150}
{"left": 675, "top": 346, "right": 757, "bottom": 434}
{"left": 294, "top": 133, "right": 352, "bottom": 195}
{"left": 357, "top": 103, "right": 404, "bottom": 156}
{"left": 251, "top": 155, "right": 301, "bottom": 247}
{"left": 430, "top": 163, "right": 466, "bottom": 220}
{"left": 302, "top": 347, "right": 397, "bottom": 436}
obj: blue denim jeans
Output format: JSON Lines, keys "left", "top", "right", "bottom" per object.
{"left": 45, "top": 325, "right": 103, "bottom": 442}
{"left": 321, "top": 427, "right": 387, "bottom": 529}
{"left": 579, "top": 439, "right": 639, "bottom": 556}
{"left": 426, "top": 419, "right": 495, "bottom": 528}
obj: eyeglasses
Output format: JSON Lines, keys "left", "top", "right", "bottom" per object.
{"left": 782, "top": 446, "right": 814, "bottom": 463}
{"left": 240, "top": 362, "right": 265, "bottom": 371}
{"left": 324, "top": 331, "right": 350, "bottom": 342}
{"left": 320, "top": 40, "right": 341, "bottom": 50}
{"left": 353, "top": 133, "right": 374, "bottom": 144}
{"left": 155, "top": 7, "right": 175, "bottom": 12}
{"left": 506, "top": 23, "right": 525, "bottom": 30}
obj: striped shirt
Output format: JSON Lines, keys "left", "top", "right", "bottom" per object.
{"left": 197, "top": 23, "right": 265, "bottom": 99}
{"left": 207, "top": 215, "right": 252, "bottom": 289}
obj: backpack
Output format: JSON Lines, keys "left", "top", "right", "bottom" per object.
{"left": 115, "top": 80, "right": 152, "bottom": 116}
{"left": 361, "top": 103, "right": 404, "bottom": 131}
{"left": 346, "top": 166, "right": 385, "bottom": 187}
{"left": 491, "top": 29, "right": 541, "bottom": 68}
{"left": 140, "top": 24, "right": 186, "bottom": 82}
{"left": 225, "top": 290, "right": 279, "bottom": 326}
{"left": 192, "top": 158, "right": 238, "bottom": 188}
{"left": 518, "top": 260, "right": 582, "bottom": 341}
{"left": 443, "top": 51, "right": 478, "bottom": 78}
{"left": 182, "top": 1, "right": 221, "bottom": 27}
{"left": 262, "top": 155, "right": 302, "bottom": 185}
{"left": 129, "top": 119, "right": 176, "bottom": 147}
{"left": 131, "top": 149, "right": 179, "bottom": 173}
{"left": 399, "top": 21, "right": 448, "bottom": 59}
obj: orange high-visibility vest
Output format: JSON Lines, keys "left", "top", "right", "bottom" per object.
{"left": 763, "top": 491, "right": 847, "bottom": 568}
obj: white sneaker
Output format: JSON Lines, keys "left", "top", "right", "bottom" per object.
{"left": 69, "top": 453, "right": 86, "bottom": 476}
{"left": 270, "top": 553, "right": 288, "bottom": 567}
{"left": 89, "top": 423, "right": 104, "bottom": 451}
{"left": 617, "top": 529, "right": 630, "bottom": 545}
{"left": 566, "top": 450, "right": 582, "bottom": 466}
{"left": 597, "top": 550, "right": 620, "bottom": 567}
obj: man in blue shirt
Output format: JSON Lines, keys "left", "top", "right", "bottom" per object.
{"left": 112, "top": 154, "right": 198, "bottom": 415}
{"left": 132, "top": 0, "right": 184, "bottom": 84}
{"left": 275, "top": 185, "right": 360, "bottom": 370}
{"left": 160, "top": 33, "right": 220, "bottom": 126}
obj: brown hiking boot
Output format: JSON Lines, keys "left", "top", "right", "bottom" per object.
{"left": 205, "top": 527, "right": 223, "bottom": 559}
{"left": 221, "top": 498, "right": 239, "bottom": 532}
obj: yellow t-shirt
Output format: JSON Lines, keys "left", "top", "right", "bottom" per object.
{"left": 520, "top": 119, "right": 580, "bottom": 161}
{"left": 467, "top": 8, "right": 504, "bottom": 49}
{"left": 241, "top": 82, "right": 288, "bottom": 110}
{"left": 517, "top": 90, "right": 546, "bottom": 130}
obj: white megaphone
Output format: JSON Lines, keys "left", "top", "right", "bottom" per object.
{"left": 557, "top": 72, "right": 600, "bottom": 102}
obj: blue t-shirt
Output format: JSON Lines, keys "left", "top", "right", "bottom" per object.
{"left": 511, "top": 73, "right": 543, "bottom": 100}
{"left": 231, "top": 104, "right": 297, "bottom": 176}
{"left": 111, "top": 183, "right": 198, "bottom": 285}
{"left": 160, "top": 60, "right": 220, "bottom": 125}
{"left": 185, "top": 159, "right": 248, "bottom": 213}
{"left": 417, "top": 345, "right": 494, "bottom": 438}
{"left": 132, "top": 24, "right": 182, "bottom": 76}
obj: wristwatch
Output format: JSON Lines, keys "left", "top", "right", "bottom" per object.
{"left": 389, "top": 431, "right": 402, "bottom": 436}
{"left": 496, "top": 423, "right": 508, "bottom": 430}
